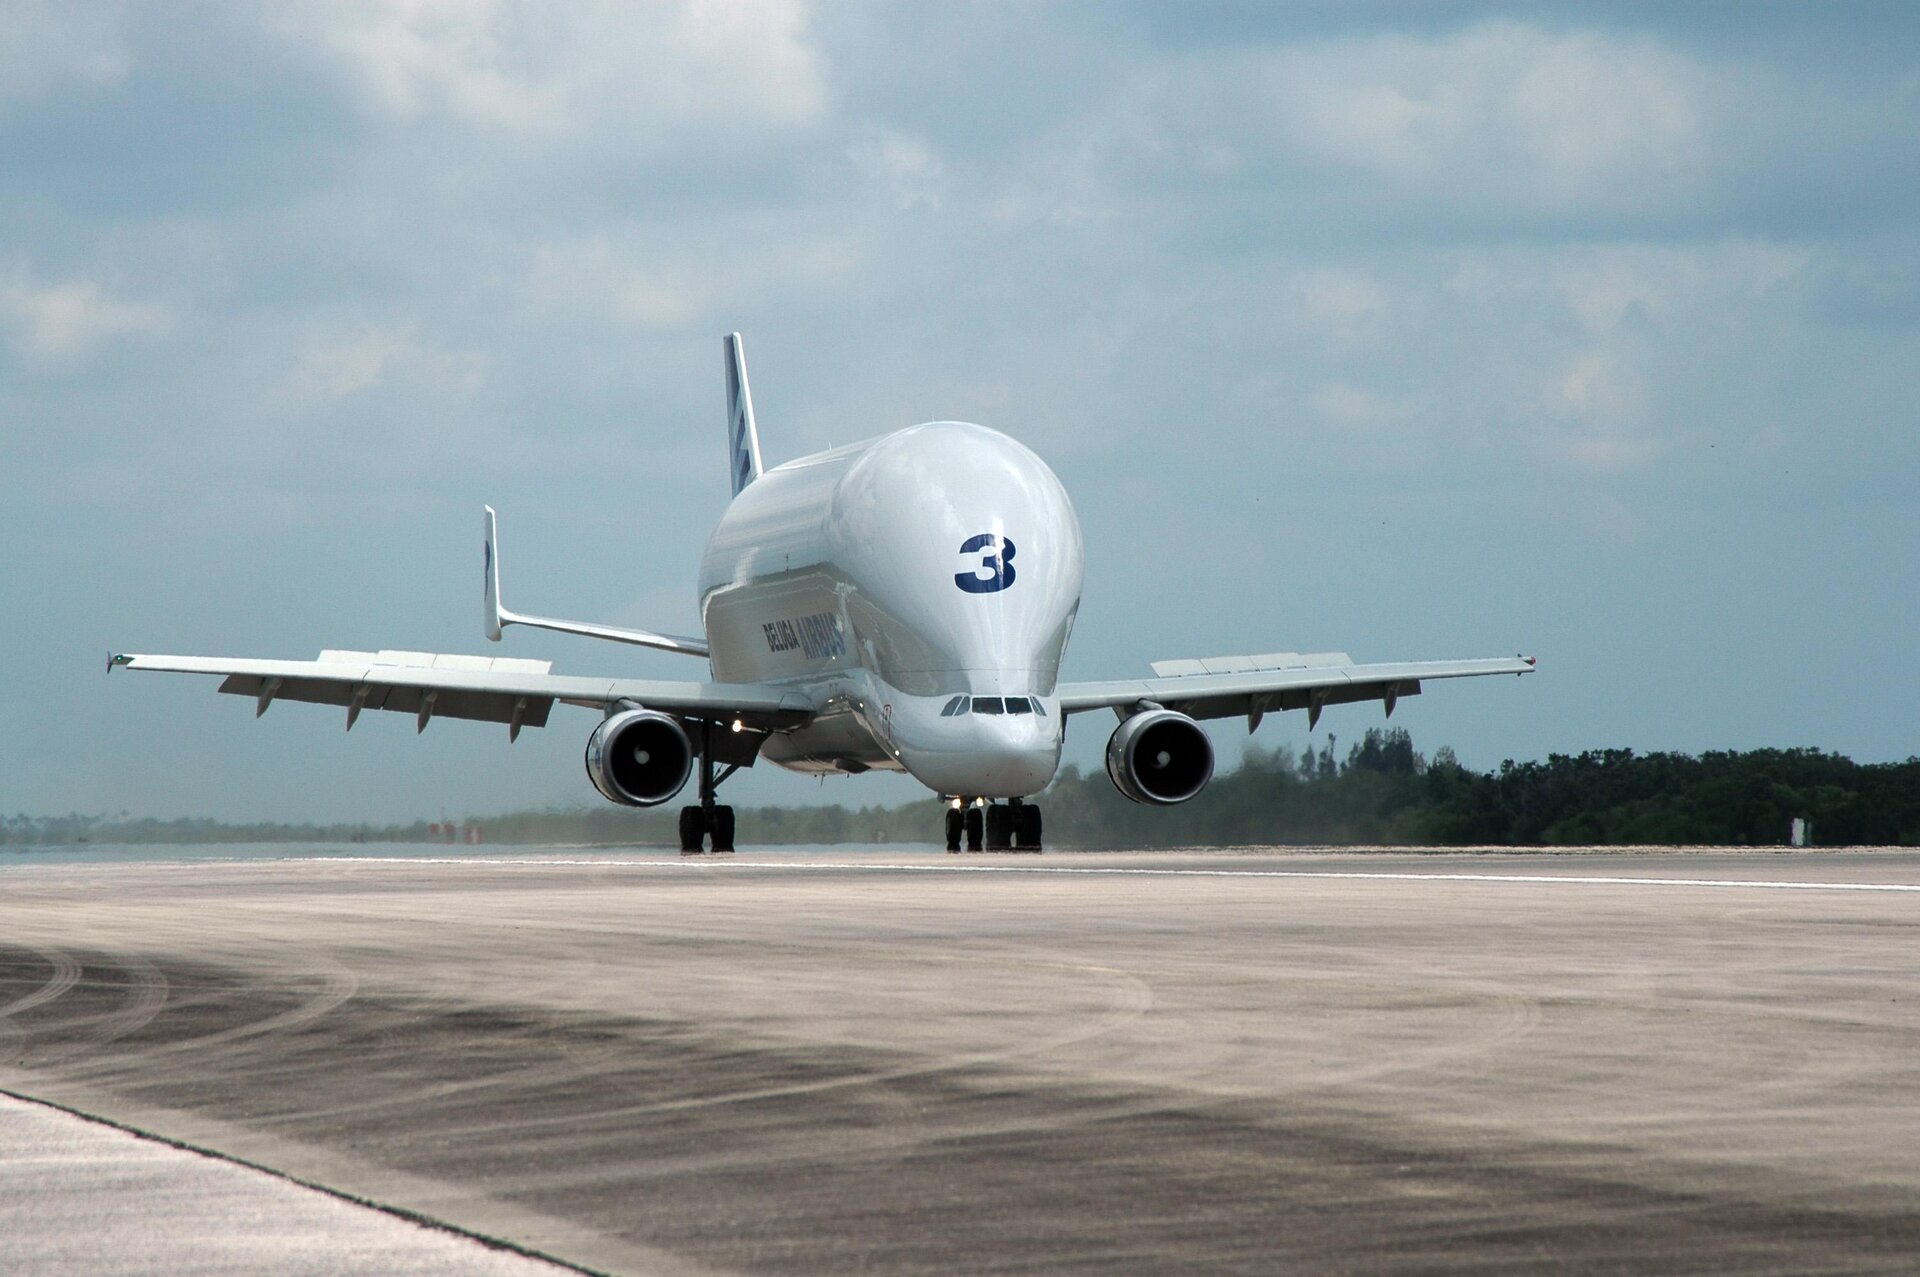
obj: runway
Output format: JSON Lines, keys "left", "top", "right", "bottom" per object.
{"left": 4, "top": 847, "right": 1920, "bottom": 1274}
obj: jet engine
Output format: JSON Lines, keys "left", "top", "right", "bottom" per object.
{"left": 1105, "top": 708, "right": 1214, "bottom": 805}
{"left": 585, "top": 708, "right": 694, "bottom": 807}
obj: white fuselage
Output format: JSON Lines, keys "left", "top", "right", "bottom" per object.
{"left": 697, "top": 422, "right": 1083, "bottom": 797}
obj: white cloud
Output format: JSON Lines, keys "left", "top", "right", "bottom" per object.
{"left": 1272, "top": 23, "right": 1710, "bottom": 211}
{"left": 524, "top": 240, "right": 697, "bottom": 331}
{"left": 0, "top": 270, "right": 168, "bottom": 363}
{"left": 522, "top": 230, "right": 860, "bottom": 333}
{"left": 289, "top": 0, "right": 558, "bottom": 130}
{"left": 1296, "top": 268, "right": 1389, "bottom": 327}
{"left": 0, "top": 1, "right": 129, "bottom": 105}
{"left": 280, "top": 0, "right": 827, "bottom": 141}
{"left": 1118, "top": 22, "right": 1718, "bottom": 225}
{"left": 848, "top": 128, "right": 945, "bottom": 211}
{"left": 286, "top": 322, "right": 485, "bottom": 409}
{"left": 1308, "top": 381, "right": 1413, "bottom": 431}
{"left": 1449, "top": 240, "right": 1807, "bottom": 337}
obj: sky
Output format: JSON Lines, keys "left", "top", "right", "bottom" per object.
{"left": 4, "top": 1, "right": 1917, "bottom": 824}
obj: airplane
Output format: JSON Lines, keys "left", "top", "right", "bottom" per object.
{"left": 112, "top": 334, "right": 1534, "bottom": 853}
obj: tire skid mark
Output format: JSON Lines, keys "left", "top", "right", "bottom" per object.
{"left": 11, "top": 952, "right": 175, "bottom": 1062}
{"left": 87, "top": 952, "right": 170, "bottom": 1045}
{"left": 126, "top": 954, "right": 360, "bottom": 1059}
{"left": 461, "top": 946, "right": 1158, "bottom": 1139}
{"left": 0, "top": 946, "right": 82, "bottom": 1020}
{"left": 255, "top": 935, "right": 618, "bottom": 1128}
{"left": 261, "top": 1005, "right": 636, "bottom": 1129}
{"left": 1283, "top": 977, "right": 1544, "bottom": 1096}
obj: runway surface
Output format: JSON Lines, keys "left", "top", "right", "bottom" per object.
{"left": 4, "top": 846, "right": 1920, "bottom": 1274}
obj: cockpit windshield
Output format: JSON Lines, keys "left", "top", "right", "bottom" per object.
{"left": 939, "top": 695, "right": 1040, "bottom": 717}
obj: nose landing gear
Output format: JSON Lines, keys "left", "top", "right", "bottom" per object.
{"left": 945, "top": 798, "right": 1042, "bottom": 853}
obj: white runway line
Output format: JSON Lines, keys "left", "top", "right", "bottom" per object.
{"left": 270, "top": 857, "right": 1920, "bottom": 894}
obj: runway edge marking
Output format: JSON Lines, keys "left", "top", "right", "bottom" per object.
{"left": 0, "top": 1087, "right": 610, "bottom": 1277}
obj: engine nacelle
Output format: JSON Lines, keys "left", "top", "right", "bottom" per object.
{"left": 585, "top": 709, "right": 694, "bottom": 807}
{"left": 1105, "top": 709, "right": 1214, "bottom": 806}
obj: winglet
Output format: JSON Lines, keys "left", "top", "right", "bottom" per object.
{"left": 484, "top": 504, "right": 508, "bottom": 642}
{"left": 724, "top": 332, "right": 764, "bottom": 498}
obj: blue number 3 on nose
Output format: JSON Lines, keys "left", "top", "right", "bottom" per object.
{"left": 954, "top": 533, "right": 1017, "bottom": 593}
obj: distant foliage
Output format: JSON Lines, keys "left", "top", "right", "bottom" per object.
{"left": 8, "top": 732, "right": 1918, "bottom": 849}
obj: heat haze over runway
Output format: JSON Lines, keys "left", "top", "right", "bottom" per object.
{"left": 4, "top": 847, "right": 1920, "bottom": 1274}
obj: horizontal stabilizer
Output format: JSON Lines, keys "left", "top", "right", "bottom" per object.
{"left": 1151, "top": 652, "right": 1353, "bottom": 678}
{"left": 484, "top": 504, "right": 709, "bottom": 658}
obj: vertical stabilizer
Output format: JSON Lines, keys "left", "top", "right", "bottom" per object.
{"left": 724, "top": 332, "right": 765, "bottom": 497}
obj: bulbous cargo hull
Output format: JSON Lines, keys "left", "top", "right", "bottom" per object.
{"left": 698, "top": 422, "right": 1082, "bottom": 797}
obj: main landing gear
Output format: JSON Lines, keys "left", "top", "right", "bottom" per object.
{"left": 680, "top": 721, "right": 741, "bottom": 854}
{"left": 945, "top": 797, "right": 1042, "bottom": 853}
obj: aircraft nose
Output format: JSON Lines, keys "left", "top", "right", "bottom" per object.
{"left": 898, "top": 710, "right": 1060, "bottom": 798}
{"left": 980, "top": 738, "right": 1058, "bottom": 795}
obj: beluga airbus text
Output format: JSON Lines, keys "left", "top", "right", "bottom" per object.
{"left": 114, "top": 335, "right": 1535, "bottom": 852}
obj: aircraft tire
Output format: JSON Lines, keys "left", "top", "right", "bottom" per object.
{"left": 1015, "top": 804, "right": 1042, "bottom": 851}
{"left": 678, "top": 806, "right": 707, "bottom": 854}
{"left": 964, "top": 807, "right": 984, "bottom": 851}
{"left": 945, "top": 808, "right": 963, "bottom": 852}
{"left": 710, "top": 805, "right": 736, "bottom": 853}
{"left": 985, "top": 805, "right": 1013, "bottom": 851}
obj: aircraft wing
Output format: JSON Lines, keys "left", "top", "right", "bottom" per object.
{"left": 1057, "top": 653, "right": 1534, "bottom": 731}
{"left": 109, "top": 649, "right": 816, "bottom": 741}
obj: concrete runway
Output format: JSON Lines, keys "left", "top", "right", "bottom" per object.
{"left": 4, "top": 847, "right": 1920, "bottom": 1274}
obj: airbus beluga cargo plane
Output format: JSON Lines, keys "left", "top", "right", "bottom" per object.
{"left": 114, "top": 335, "right": 1534, "bottom": 853}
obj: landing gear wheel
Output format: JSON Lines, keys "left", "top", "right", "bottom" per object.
{"left": 964, "top": 806, "right": 984, "bottom": 852}
{"left": 1014, "top": 804, "right": 1042, "bottom": 851}
{"left": 678, "top": 806, "right": 707, "bottom": 854}
{"left": 945, "top": 807, "right": 963, "bottom": 853}
{"left": 985, "top": 804, "right": 1013, "bottom": 851}
{"left": 710, "top": 805, "right": 736, "bottom": 853}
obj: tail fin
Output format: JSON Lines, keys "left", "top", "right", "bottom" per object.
{"left": 724, "top": 332, "right": 764, "bottom": 497}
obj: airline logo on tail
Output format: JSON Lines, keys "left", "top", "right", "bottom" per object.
{"left": 724, "top": 332, "right": 765, "bottom": 497}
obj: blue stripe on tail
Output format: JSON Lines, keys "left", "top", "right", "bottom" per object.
{"left": 724, "top": 333, "right": 763, "bottom": 497}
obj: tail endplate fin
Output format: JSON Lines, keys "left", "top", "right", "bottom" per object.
{"left": 724, "top": 332, "right": 764, "bottom": 497}
{"left": 484, "top": 504, "right": 507, "bottom": 642}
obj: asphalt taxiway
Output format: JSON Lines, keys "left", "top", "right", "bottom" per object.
{"left": 4, "top": 847, "right": 1919, "bottom": 1274}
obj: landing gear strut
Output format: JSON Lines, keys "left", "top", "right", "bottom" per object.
{"left": 680, "top": 721, "right": 741, "bottom": 854}
{"left": 944, "top": 798, "right": 1042, "bottom": 853}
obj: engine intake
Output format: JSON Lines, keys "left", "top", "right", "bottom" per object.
{"left": 1106, "top": 709, "right": 1214, "bottom": 805}
{"left": 585, "top": 709, "right": 693, "bottom": 807}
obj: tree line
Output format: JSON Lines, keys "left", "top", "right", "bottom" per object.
{"left": 8, "top": 732, "right": 1917, "bottom": 849}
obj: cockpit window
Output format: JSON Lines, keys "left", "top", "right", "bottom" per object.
{"left": 972, "top": 697, "right": 1005, "bottom": 715}
{"left": 1004, "top": 697, "right": 1033, "bottom": 714}
{"left": 940, "top": 695, "right": 969, "bottom": 717}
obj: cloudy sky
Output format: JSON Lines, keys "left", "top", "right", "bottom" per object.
{"left": 5, "top": 2, "right": 1916, "bottom": 824}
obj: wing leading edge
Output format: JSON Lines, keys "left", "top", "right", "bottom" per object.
{"left": 1058, "top": 653, "right": 1535, "bottom": 732}
{"left": 110, "top": 650, "right": 814, "bottom": 742}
